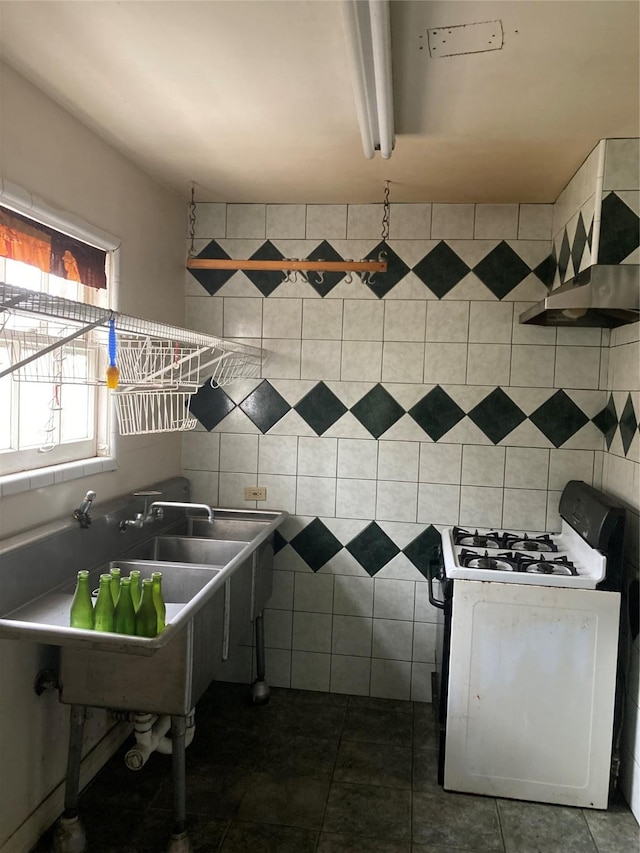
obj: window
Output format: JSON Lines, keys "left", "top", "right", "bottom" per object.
{"left": 0, "top": 203, "right": 117, "bottom": 480}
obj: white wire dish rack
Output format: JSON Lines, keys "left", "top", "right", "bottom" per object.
{"left": 0, "top": 282, "right": 265, "bottom": 436}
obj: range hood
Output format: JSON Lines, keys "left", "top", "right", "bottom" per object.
{"left": 520, "top": 265, "right": 640, "bottom": 327}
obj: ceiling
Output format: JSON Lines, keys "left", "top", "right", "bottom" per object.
{"left": 0, "top": 1, "right": 638, "bottom": 204}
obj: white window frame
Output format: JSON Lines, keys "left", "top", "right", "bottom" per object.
{"left": 0, "top": 180, "right": 121, "bottom": 495}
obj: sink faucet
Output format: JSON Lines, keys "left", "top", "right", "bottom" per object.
{"left": 73, "top": 490, "right": 96, "bottom": 529}
{"left": 149, "top": 501, "right": 214, "bottom": 524}
{"left": 119, "top": 490, "right": 162, "bottom": 530}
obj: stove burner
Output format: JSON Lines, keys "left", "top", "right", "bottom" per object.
{"left": 458, "top": 549, "right": 578, "bottom": 576}
{"left": 454, "top": 528, "right": 502, "bottom": 548}
{"left": 505, "top": 534, "right": 558, "bottom": 553}
{"left": 459, "top": 549, "right": 516, "bottom": 571}
{"left": 522, "top": 556, "right": 577, "bottom": 576}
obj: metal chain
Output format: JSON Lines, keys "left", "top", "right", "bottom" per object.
{"left": 188, "top": 183, "right": 197, "bottom": 257}
{"left": 381, "top": 180, "right": 390, "bottom": 243}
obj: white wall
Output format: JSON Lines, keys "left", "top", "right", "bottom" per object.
{"left": 0, "top": 62, "right": 186, "bottom": 850}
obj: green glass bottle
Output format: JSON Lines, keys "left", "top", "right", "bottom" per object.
{"left": 114, "top": 577, "right": 136, "bottom": 635}
{"left": 94, "top": 574, "right": 115, "bottom": 632}
{"left": 109, "top": 567, "right": 121, "bottom": 606}
{"left": 128, "top": 570, "right": 141, "bottom": 612}
{"left": 70, "top": 570, "right": 94, "bottom": 629}
{"left": 135, "top": 578, "right": 157, "bottom": 637}
{"left": 151, "top": 571, "right": 166, "bottom": 634}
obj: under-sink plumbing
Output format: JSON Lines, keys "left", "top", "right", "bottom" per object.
{"left": 125, "top": 710, "right": 195, "bottom": 770}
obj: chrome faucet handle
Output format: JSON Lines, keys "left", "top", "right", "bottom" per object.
{"left": 133, "top": 490, "right": 162, "bottom": 521}
{"left": 73, "top": 490, "right": 96, "bottom": 528}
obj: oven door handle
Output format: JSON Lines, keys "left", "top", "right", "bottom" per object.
{"left": 426, "top": 546, "right": 446, "bottom": 611}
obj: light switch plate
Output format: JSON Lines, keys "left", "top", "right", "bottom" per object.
{"left": 244, "top": 486, "right": 267, "bottom": 501}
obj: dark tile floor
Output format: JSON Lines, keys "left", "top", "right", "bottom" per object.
{"left": 33, "top": 681, "right": 639, "bottom": 853}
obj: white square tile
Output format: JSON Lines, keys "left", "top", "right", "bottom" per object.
{"left": 292, "top": 611, "right": 333, "bottom": 653}
{"left": 343, "top": 299, "right": 384, "bottom": 340}
{"left": 518, "top": 204, "right": 553, "bottom": 240}
{"left": 262, "top": 648, "right": 291, "bottom": 688}
{"left": 332, "top": 614, "right": 373, "bottom": 656}
{"left": 370, "top": 658, "right": 411, "bottom": 700}
{"left": 220, "top": 433, "right": 259, "bottom": 473}
{"left": 223, "top": 297, "right": 263, "bottom": 338}
{"left": 512, "top": 304, "right": 557, "bottom": 345}
{"left": 347, "top": 204, "right": 384, "bottom": 239}
{"left": 424, "top": 342, "right": 468, "bottom": 384}
{"left": 412, "top": 621, "right": 437, "bottom": 664}
{"left": 258, "top": 434, "right": 298, "bottom": 475}
{"left": 291, "top": 650, "right": 331, "bottom": 691}
{"left": 264, "top": 608, "right": 293, "bottom": 650}
{"left": 510, "top": 345, "right": 556, "bottom": 387}
{"left": 384, "top": 300, "right": 427, "bottom": 341}
{"left": 334, "top": 575, "right": 374, "bottom": 616}
{"left": 296, "top": 476, "right": 336, "bottom": 516}
{"left": 218, "top": 472, "right": 257, "bottom": 506}
{"left": 302, "top": 299, "right": 343, "bottom": 339}
{"left": 376, "top": 481, "right": 418, "bottom": 522}
{"left": 336, "top": 478, "right": 377, "bottom": 519}
{"left": 414, "top": 582, "right": 439, "bottom": 623}
{"left": 294, "top": 572, "right": 334, "bottom": 613}
{"left": 474, "top": 204, "right": 519, "bottom": 239}
{"left": 556, "top": 327, "right": 602, "bottom": 347}
{"left": 298, "top": 436, "right": 338, "bottom": 477}
{"left": 502, "top": 488, "right": 547, "bottom": 531}
{"left": 262, "top": 339, "right": 301, "bottom": 379}
{"left": 603, "top": 139, "right": 640, "bottom": 190}
{"left": 191, "top": 202, "right": 226, "bottom": 239}
{"left": 306, "top": 205, "right": 347, "bottom": 239}
{"left": 373, "top": 578, "right": 415, "bottom": 620}
{"left": 554, "top": 346, "right": 601, "bottom": 389}
{"left": 185, "top": 295, "right": 224, "bottom": 336}
{"left": 504, "top": 447, "right": 550, "bottom": 489}
{"left": 258, "top": 474, "right": 297, "bottom": 513}
{"left": 417, "top": 483, "right": 460, "bottom": 525}
{"left": 431, "top": 204, "right": 475, "bottom": 239}
{"left": 262, "top": 298, "right": 302, "bottom": 339}
{"left": 548, "top": 449, "right": 595, "bottom": 490}
{"left": 382, "top": 342, "right": 425, "bottom": 383}
{"left": 468, "top": 302, "right": 513, "bottom": 344}
{"left": 461, "top": 445, "right": 505, "bottom": 487}
{"left": 269, "top": 570, "right": 295, "bottom": 610}
{"left": 330, "top": 654, "right": 371, "bottom": 695}
{"left": 378, "top": 440, "right": 420, "bottom": 482}
{"left": 411, "top": 662, "right": 434, "bottom": 702}
{"left": 187, "top": 471, "right": 219, "bottom": 506}
{"left": 426, "top": 301, "right": 469, "bottom": 342}
{"left": 419, "top": 443, "right": 462, "bottom": 484}
{"left": 372, "top": 619, "right": 414, "bottom": 660}
{"left": 459, "top": 486, "right": 503, "bottom": 528}
{"left": 301, "top": 340, "right": 342, "bottom": 380}
{"left": 466, "top": 343, "right": 511, "bottom": 386}
{"left": 266, "top": 204, "right": 306, "bottom": 239}
{"left": 226, "top": 204, "right": 266, "bottom": 239}
{"left": 389, "top": 203, "right": 432, "bottom": 239}
{"left": 341, "top": 340, "right": 383, "bottom": 382}
{"left": 337, "top": 438, "right": 378, "bottom": 479}
{"left": 182, "top": 431, "right": 220, "bottom": 471}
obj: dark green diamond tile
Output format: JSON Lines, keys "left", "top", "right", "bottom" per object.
{"left": 529, "top": 390, "right": 590, "bottom": 448}
{"left": 468, "top": 388, "right": 527, "bottom": 444}
{"left": 599, "top": 192, "right": 640, "bottom": 264}
{"left": 188, "top": 239, "right": 234, "bottom": 295}
{"left": 295, "top": 382, "right": 348, "bottom": 435}
{"left": 403, "top": 526, "right": 442, "bottom": 579}
{"left": 413, "top": 241, "right": 470, "bottom": 298}
{"left": 346, "top": 522, "right": 400, "bottom": 576}
{"left": 408, "top": 386, "right": 465, "bottom": 442}
{"left": 245, "top": 240, "right": 286, "bottom": 296}
{"left": 239, "top": 380, "right": 290, "bottom": 432}
{"left": 619, "top": 393, "right": 638, "bottom": 456}
{"left": 189, "top": 382, "right": 236, "bottom": 430}
{"left": 592, "top": 394, "right": 619, "bottom": 449}
{"left": 351, "top": 385, "right": 405, "bottom": 438}
{"left": 472, "top": 241, "right": 531, "bottom": 299}
{"left": 291, "top": 518, "right": 343, "bottom": 572}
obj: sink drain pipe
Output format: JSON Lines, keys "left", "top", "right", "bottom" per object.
{"left": 124, "top": 710, "right": 195, "bottom": 771}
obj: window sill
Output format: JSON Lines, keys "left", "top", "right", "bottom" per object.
{"left": 0, "top": 457, "right": 118, "bottom": 497}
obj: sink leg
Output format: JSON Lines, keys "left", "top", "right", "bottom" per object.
{"left": 251, "top": 611, "right": 270, "bottom": 705}
{"left": 53, "top": 705, "right": 87, "bottom": 853}
{"left": 166, "top": 715, "right": 192, "bottom": 853}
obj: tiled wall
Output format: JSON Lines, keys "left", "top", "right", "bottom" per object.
{"left": 182, "top": 199, "right": 613, "bottom": 702}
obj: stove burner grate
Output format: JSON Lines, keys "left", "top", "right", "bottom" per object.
{"left": 458, "top": 549, "right": 578, "bottom": 576}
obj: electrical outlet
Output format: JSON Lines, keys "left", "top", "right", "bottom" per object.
{"left": 244, "top": 486, "right": 267, "bottom": 501}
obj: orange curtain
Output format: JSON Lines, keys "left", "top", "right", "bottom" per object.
{"left": 0, "top": 205, "right": 107, "bottom": 289}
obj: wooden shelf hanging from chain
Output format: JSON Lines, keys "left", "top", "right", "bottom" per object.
{"left": 186, "top": 257, "right": 387, "bottom": 273}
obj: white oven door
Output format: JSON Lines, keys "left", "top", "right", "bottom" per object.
{"left": 444, "top": 579, "right": 620, "bottom": 808}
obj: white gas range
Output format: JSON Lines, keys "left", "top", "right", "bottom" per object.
{"left": 432, "top": 480, "right": 625, "bottom": 809}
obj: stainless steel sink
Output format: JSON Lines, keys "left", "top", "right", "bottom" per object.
{"left": 152, "top": 536, "right": 246, "bottom": 564}
{"left": 188, "top": 517, "right": 272, "bottom": 541}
